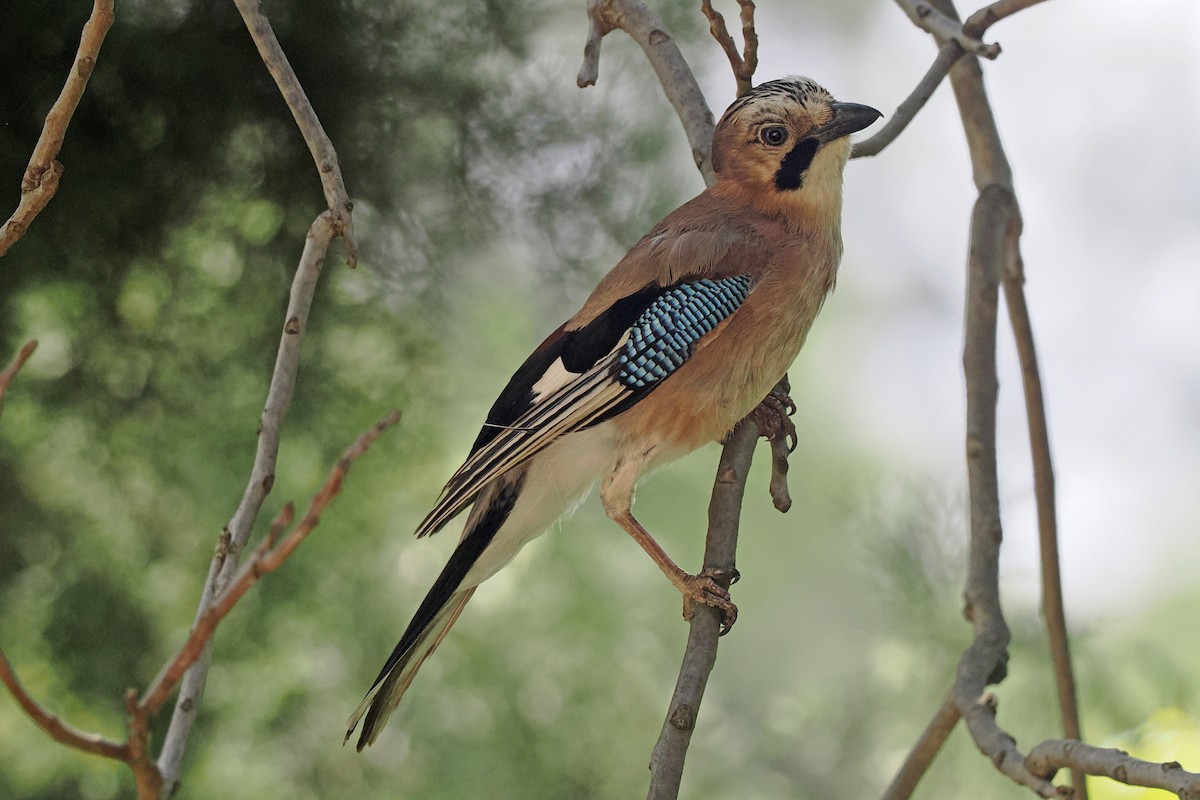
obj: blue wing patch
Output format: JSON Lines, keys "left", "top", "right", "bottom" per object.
{"left": 615, "top": 276, "right": 752, "bottom": 388}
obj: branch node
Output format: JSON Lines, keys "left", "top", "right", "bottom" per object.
{"left": 668, "top": 703, "right": 695, "bottom": 732}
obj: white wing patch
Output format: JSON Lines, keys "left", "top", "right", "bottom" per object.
{"left": 531, "top": 357, "right": 576, "bottom": 401}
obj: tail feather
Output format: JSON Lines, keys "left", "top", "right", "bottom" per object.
{"left": 346, "top": 469, "right": 527, "bottom": 749}
{"left": 345, "top": 588, "right": 475, "bottom": 750}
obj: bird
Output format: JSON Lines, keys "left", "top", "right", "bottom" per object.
{"left": 346, "top": 76, "right": 881, "bottom": 750}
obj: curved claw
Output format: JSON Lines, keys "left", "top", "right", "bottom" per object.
{"left": 750, "top": 389, "right": 798, "bottom": 453}
{"left": 680, "top": 568, "right": 740, "bottom": 635}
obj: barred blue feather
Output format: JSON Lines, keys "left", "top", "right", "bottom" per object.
{"left": 616, "top": 276, "right": 753, "bottom": 388}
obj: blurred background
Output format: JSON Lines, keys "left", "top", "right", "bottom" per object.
{"left": 1, "top": 1, "right": 1198, "bottom": 798}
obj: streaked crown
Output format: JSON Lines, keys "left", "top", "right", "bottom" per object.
{"left": 711, "top": 77, "right": 880, "bottom": 205}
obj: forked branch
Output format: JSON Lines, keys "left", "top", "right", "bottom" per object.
{"left": 578, "top": 0, "right": 717, "bottom": 181}
{"left": 701, "top": 0, "right": 758, "bottom": 96}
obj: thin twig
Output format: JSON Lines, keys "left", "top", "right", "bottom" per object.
{"left": 1026, "top": 741, "right": 1200, "bottom": 799}
{"left": 0, "top": 339, "right": 39, "bottom": 407}
{"left": 881, "top": 690, "right": 961, "bottom": 800}
{"left": 577, "top": 0, "right": 717, "bottom": 182}
{"left": 964, "top": 0, "right": 1051, "bottom": 39}
{"left": 1003, "top": 232, "right": 1087, "bottom": 792}
{"left": 232, "top": 0, "right": 357, "bottom": 267}
{"left": 0, "top": 0, "right": 114, "bottom": 257}
{"left": 0, "top": 647, "right": 129, "bottom": 762}
{"left": 647, "top": 420, "right": 757, "bottom": 800}
{"left": 140, "top": 411, "right": 399, "bottom": 717}
{"left": 700, "top": 0, "right": 758, "bottom": 97}
{"left": 852, "top": 41, "right": 964, "bottom": 159}
{"left": 892, "top": 0, "right": 1001, "bottom": 59}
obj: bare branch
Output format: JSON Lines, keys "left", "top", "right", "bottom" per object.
{"left": 917, "top": 0, "right": 1084, "bottom": 796}
{"left": 852, "top": 41, "right": 964, "bottom": 159}
{"left": 577, "top": 0, "right": 717, "bottom": 183}
{"left": 0, "top": 339, "right": 38, "bottom": 408}
{"left": 964, "top": 0, "right": 1051, "bottom": 39}
{"left": 0, "top": 647, "right": 129, "bottom": 762}
{"left": 1026, "top": 741, "right": 1200, "bottom": 799}
{"left": 124, "top": 690, "right": 163, "bottom": 800}
{"left": 157, "top": 210, "right": 342, "bottom": 788}
{"left": 231, "top": 0, "right": 358, "bottom": 267}
{"left": 892, "top": 0, "right": 1001, "bottom": 59}
{"left": 881, "top": 690, "right": 961, "bottom": 800}
{"left": 141, "top": 411, "right": 399, "bottom": 718}
{"left": 647, "top": 420, "right": 757, "bottom": 800}
{"left": 1002, "top": 218, "right": 1086, "bottom": 789}
{"left": 701, "top": 0, "right": 758, "bottom": 97}
{"left": 0, "top": 0, "right": 114, "bottom": 256}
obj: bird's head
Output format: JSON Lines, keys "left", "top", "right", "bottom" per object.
{"left": 711, "top": 77, "right": 880, "bottom": 223}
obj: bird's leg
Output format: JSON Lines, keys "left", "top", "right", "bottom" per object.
{"left": 601, "top": 461, "right": 738, "bottom": 634}
{"left": 611, "top": 509, "right": 739, "bottom": 633}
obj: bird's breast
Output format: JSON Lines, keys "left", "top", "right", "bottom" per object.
{"left": 613, "top": 236, "right": 840, "bottom": 459}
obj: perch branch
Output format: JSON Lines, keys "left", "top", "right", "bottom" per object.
{"left": 701, "top": 0, "right": 758, "bottom": 96}
{"left": 647, "top": 420, "right": 757, "bottom": 800}
{"left": 881, "top": 689, "right": 961, "bottom": 800}
{"left": 580, "top": 5, "right": 784, "bottom": 796}
{"left": 577, "top": 0, "right": 717, "bottom": 182}
{"left": 0, "top": 0, "right": 114, "bottom": 257}
{"left": 1026, "top": 741, "right": 1200, "bottom": 799}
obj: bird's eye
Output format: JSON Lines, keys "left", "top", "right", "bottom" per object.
{"left": 760, "top": 126, "right": 789, "bottom": 146}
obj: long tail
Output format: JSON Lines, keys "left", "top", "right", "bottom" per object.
{"left": 345, "top": 469, "right": 527, "bottom": 750}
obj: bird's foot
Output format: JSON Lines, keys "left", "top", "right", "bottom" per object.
{"left": 680, "top": 567, "right": 740, "bottom": 635}
{"left": 750, "top": 388, "right": 797, "bottom": 453}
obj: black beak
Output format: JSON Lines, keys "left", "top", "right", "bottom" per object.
{"left": 814, "top": 102, "right": 883, "bottom": 143}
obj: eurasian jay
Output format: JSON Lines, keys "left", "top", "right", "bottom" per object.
{"left": 347, "top": 76, "right": 881, "bottom": 749}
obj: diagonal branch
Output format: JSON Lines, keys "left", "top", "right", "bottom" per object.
{"left": 0, "top": 0, "right": 114, "bottom": 257}
{"left": 577, "top": 0, "right": 717, "bottom": 182}
{"left": 854, "top": 0, "right": 1049, "bottom": 161}
{"left": 158, "top": 5, "right": 360, "bottom": 788}
{"left": 139, "top": 410, "right": 400, "bottom": 717}
{"left": 157, "top": 207, "right": 343, "bottom": 792}
{"left": 0, "top": 340, "right": 39, "bottom": 406}
{"left": 232, "top": 0, "right": 357, "bottom": 266}
{"left": 881, "top": 689, "right": 961, "bottom": 800}
{"left": 852, "top": 41, "right": 964, "bottom": 159}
